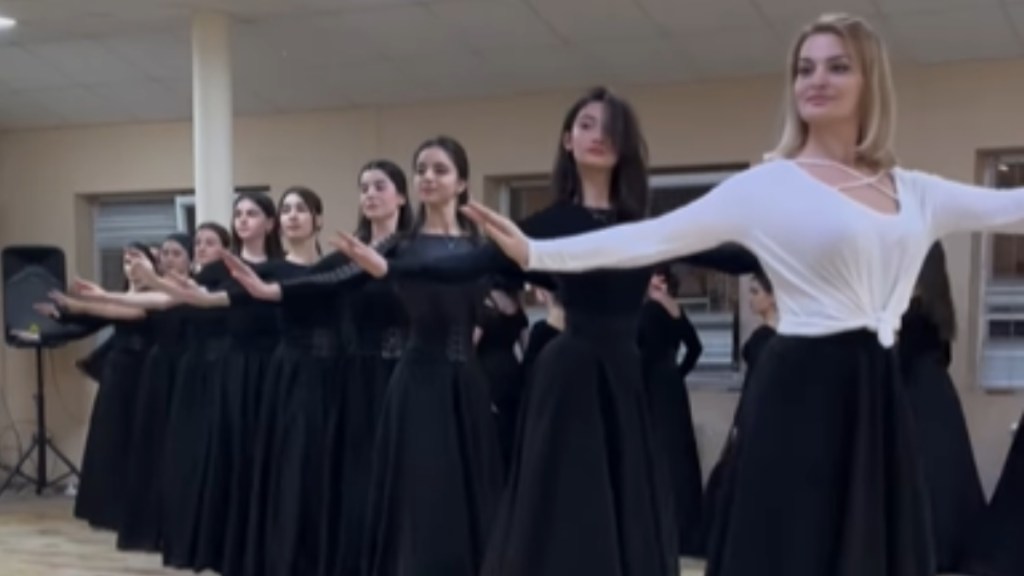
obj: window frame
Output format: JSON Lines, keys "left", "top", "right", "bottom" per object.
{"left": 976, "top": 150, "right": 1024, "bottom": 391}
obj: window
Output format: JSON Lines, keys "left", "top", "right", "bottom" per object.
{"left": 499, "top": 166, "right": 747, "bottom": 384}
{"left": 93, "top": 197, "right": 182, "bottom": 291}
{"left": 978, "top": 152, "right": 1024, "bottom": 390}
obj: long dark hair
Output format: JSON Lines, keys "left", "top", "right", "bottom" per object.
{"left": 554, "top": 86, "right": 649, "bottom": 222}
{"left": 354, "top": 159, "right": 414, "bottom": 243}
{"left": 278, "top": 186, "right": 324, "bottom": 255}
{"left": 915, "top": 241, "right": 956, "bottom": 341}
{"left": 411, "top": 136, "right": 478, "bottom": 238}
{"left": 232, "top": 192, "right": 285, "bottom": 260}
{"left": 196, "top": 221, "right": 231, "bottom": 251}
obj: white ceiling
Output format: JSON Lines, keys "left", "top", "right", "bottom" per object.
{"left": 0, "top": 0, "right": 1022, "bottom": 128}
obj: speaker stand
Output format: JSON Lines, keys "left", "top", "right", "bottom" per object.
{"left": 0, "top": 346, "right": 80, "bottom": 497}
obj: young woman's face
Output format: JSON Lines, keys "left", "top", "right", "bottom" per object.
{"left": 194, "top": 228, "right": 225, "bottom": 266}
{"left": 234, "top": 198, "right": 273, "bottom": 244}
{"left": 748, "top": 279, "right": 776, "bottom": 316}
{"left": 414, "top": 146, "right": 464, "bottom": 207}
{"left": 793, "top": 32, "right": 863, "bottom": 128}
{"left": 159, "top": 240, "right": 190, "bottom": 276}
{"left": 278, "top": 192, "right": 318, "bottom": 241}
{"left": 563, "top": 100, "right": 617, "bottom": 170}
{"left": 360, "top": 169, "right": 405, "bottom": 223}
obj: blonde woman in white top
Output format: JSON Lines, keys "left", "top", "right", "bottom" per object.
{"left": 459, "top": 13, "right": 1024, "bottom": 576}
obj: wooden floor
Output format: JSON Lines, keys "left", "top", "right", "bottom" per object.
{"left": 0, "top": 494, "right": 706, "bottom": 575}
{"left": 0, "top": 495, "right": 212, "bottom": 576}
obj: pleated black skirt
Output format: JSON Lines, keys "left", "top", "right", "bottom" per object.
{"left": 962, "top": 409, "right": 1024, "bottom": 576}
{"left": 705, "top": 330, "right": 934, "bottom": 576}
{"left": 643, "top": 353, "right": 704, "bottom": 557}
{"left": 900, "top": 351, "right": 985, "bottom": 573}
{"left": 481, "top": 314, "right": 677, "bottom": 576}
{"left": 160, "top": 339, "right": 229, "bottom": 570}
{"left": 317, "top": 352, "right": 399, "bottom": 576}
{"left": 479, "top": 348, "right": 525, "bottom": 469}
{"left": 363, "top": 346, "right": 504, "bottom": 576}
{"left": 196, "top": 339, "right": 277, "bottom": 576}
{"left": 73, "top": 337, "right": 151, "bottom": 531}
{"left": 116, "top": 343, "right": 184, "bottom": 552}
{"left": 243, "top": 337, "right": 344, "bottom": 576}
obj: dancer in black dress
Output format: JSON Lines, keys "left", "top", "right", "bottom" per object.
{"left": 699, "top": 270, "right": 776, "bottom": 556}
{"left": 335, "top": 94, "right": 757, "bottom": 576}
{"left": 224, "top": 162, "right": 413, "bottom": 576}
{"left": 638, "top": 266, "right": 704, "bottom": 557}
{"left": 191, "top": 193, "right": 284, "bottom": 575}
{"left": 896, "top": 241, "right": 984, "bottom": 574}
{"left": 312, "top": 160, "right": 412, "bottom": 576}
{"left": 463, "top": 14, "right": 1024, "bottom": 576}
{"left": 42, "top": 244, "right": 158, "bottom": 531}
{"left": 277, "top": 137, "right": 504, "bottom": 576}
{"left": 115, "top": 232, "right": 193, "bottom": 553}
{"left": 160, "top": 188, "right": 353, "bottom": 576}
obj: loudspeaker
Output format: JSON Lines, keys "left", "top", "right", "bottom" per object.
{"left": 2, "top": 245, "right": 67, "bottom": 348}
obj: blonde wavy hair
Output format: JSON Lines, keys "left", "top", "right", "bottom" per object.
{"left": 766, "top": 13, "right": 897, "bottom": 170}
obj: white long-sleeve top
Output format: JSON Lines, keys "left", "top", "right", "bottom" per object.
{"left": 526, "top": 159, "right": 1024, "bottom": 347}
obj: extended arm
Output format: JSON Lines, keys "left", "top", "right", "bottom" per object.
{"left": 388, "top": 243, "right": 557, "bottom": 290}
{"left": 527, "top": 173, "right": 751, "bottom": 272}
{"left": 88, "top": 290, "right": 177, "bottom": 311}
{"left": 914, "top": 170, "right": 1024, "bottom": 236}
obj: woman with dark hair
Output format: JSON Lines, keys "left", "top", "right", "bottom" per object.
{"left": 894, "top": 241, "right": 983, "bottom": 574}
{"left": 334, "top": 89, "right": 756, "bottom": 576}
{"left": 115, "top": 231, "right": 193, "bottom": 553}
{"left": 189, "top": 193, "right": 285, "bottom": 574}
{"left": 317, "top": 159, "right": 412, "bottom": 576}
{"left": 36, "top": 243, "right": 158, "bottom": 532}
{"left": 232, "top": 192, "right": 285, "bottom": 260}
{"left": 638, "top": 265, "right": 705, "bottom": 557}
{"left": 699, "top": 270, "right": 777, "bottom": 557}
{"left": 152, "top": 187, "right": 344, "bottom": 576}
{"left": 229, "top": 141, "right": 503, "bottom": 576}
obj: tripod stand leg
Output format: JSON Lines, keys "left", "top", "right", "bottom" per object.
{"left": 45, "top": 437, "right": 81, "bottom": 477}
{"left": 0, "top": 438, "right": 40, "bottom": 498}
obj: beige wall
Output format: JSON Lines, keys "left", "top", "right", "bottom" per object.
{"left": 2, "top": 58, "right": 1024, "bottom": 493}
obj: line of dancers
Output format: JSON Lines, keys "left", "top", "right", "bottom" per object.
{"left": 19, "top": 11, "right": 1024, "bottom": 576}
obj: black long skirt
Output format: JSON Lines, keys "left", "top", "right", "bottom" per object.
{"left": 643, "top": 353, "right": 704, "bottom": 557}
{"left": 160, "top": 339, "right": 229, "bottom": 570}
{"left": 116, "top": 342, "right": 184, "bottom": 552}
{"left": 481, "top": 315, "right": 677, "bottom": 576}
{"left": 962, "top": 410, "right": 1024, "bottom": 576}
{"left": 705, "top": 330, "right": 934, "bottom": 576}
{"left": 479, "top": 348, "right": 525, "bottom": 469}
{"left": 318, "top": 352, "right": 399, "bottom": 576}
{"left": 73, "top": 337, "right": 151, "bottom": 531}
{"left": 243, "top": 338, "right": 344, "bottom": 576}
{"left": 363, "top": 347, "right": 504, "bottom": 576}
{"left": 901, "top": 351, "right": 984, "bottom": 573}
{"left": 195, "top": 339, "right": 277, "bottom": 575}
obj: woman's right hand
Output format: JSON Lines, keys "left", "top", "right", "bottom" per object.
{"left": 223, "top": 252, "right": 282, "bottom": 301}
{"left": 330, "top": 232, "right": 388, "bottom": 278}
{"left": 461, "top": 201, "right": 530, "bottom": 269}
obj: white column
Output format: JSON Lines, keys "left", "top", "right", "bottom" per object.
{"left": 191, "top": 11, "right": 233, "bottom": 226}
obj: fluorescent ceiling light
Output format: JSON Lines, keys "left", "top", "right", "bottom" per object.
{"left": 0, "top": 16, "right": 16, "bottom": 29}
